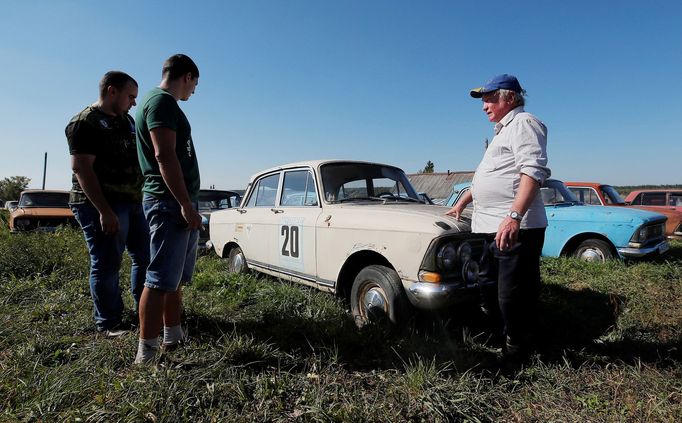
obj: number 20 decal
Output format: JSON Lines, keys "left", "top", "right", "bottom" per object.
{"left": 281, "top": 225, "right": 299, "bottom": 258}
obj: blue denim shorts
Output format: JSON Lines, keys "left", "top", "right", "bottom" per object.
{"left": 143, "top": 195, "right": 199, "bottom": 292}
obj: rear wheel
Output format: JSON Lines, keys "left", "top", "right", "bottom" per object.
{"left": 227, "top": 246, "right": 248, "bottom": 274}
{"left": 350, "top": 265, "right": 410, "bottom": 327}
{"left": 573, "top": 239, "right": 613, "bottom": 262}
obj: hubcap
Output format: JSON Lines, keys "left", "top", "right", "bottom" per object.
{"left": 231, "top": 252, "right": 244, "bottom": 271}
{"left": 579, "top": 248, "right": 604, "bottom": 262}
{"left": 361, "top": 284, "right": 388, "bottom": 320}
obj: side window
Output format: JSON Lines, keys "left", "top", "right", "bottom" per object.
{"left": 669, "top": 194, "right": 682, "bottom": 206}
{"left": 641, "top": 192, "right": 666, "bottom": 206}
{"left": 568, "top": 187, "right": 586, "bottom": 203}
{"left": 280, "top": 170, "right": 318, "bottom": 207}
{"left": 630, "top": 194, "right": 642, "bottom": 205}
{"left": 587, "top": 188, "right": 602, "bottom": 205}
{"left": 246, "top": 173, "right": 280, "bottom": 207}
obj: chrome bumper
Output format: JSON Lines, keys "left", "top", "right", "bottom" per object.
{"left": 404, "top": 279, "right": 495, "bottom": 310}
{"left": 618, "top": 240, "right": 670, "bottom": 258}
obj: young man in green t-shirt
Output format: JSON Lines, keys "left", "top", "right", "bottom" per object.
{"left": 134, "top": 54, "right": 202, "bottom": 364}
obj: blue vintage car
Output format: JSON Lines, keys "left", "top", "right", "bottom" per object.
{"left": 447, "top": 179, "right": 670, "bottom": 261}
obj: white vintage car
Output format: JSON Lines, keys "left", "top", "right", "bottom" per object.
{"left": 209, "top": 160, "right": 493, "bottom": 325}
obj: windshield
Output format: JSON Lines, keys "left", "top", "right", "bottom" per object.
{"left": 320, "top": 162, "right": 419, "bottom": 203}
{"left": 601, "top": 185, "right": 625, "bottom": 205}
{"left": 18, "top": 192, "right": 70, "bottom": 208}
{"left": 540, "top": 180, "right": 580, "bottom": 205}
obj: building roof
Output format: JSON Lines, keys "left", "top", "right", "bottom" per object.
{"left": 407, "top": 171, "right": 474, "bottom": 200}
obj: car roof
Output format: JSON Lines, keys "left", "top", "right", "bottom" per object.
{"left": 249, "top": 159, "right": 402, "bottom": 182}
{"left": 20, "top": 189, "right": 70, "bottom": 194}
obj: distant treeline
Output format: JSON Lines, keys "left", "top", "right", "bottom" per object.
{"left": 613, "top": 185, "right": 682, "bottom": 196}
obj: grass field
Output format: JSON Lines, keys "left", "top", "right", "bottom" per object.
{"left": 0, "top": 213, "right": 680, "bottom": 422}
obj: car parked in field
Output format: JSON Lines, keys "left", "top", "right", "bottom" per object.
{"left": 209, "top": 160, "right": 493, "bottom": 325}
{"left": 447, "top": 180, "right": 669, "bottom": 262}
{"left": 197, "top": 189, "right": 242, "bottom": 249}
{"left": 9, "top": 190, "right": 76, "bottom": 232}
{"left": 625, "top": 189, "right": 682, "bottom": 210}
{"left": 566, "top": 183, "right": 682, "bottom": 240}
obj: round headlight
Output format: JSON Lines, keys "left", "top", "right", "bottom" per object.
{"left": 462, "top": 260, "right": 479, "bottom": 285}
{"left": 638, "top": 227, "right": 648, "bottom": 241}
{"left": 436, "top": 242, "right": 457, "bottom": 270}
{"left": 458, "top": 242, "right": 472, "bottom": 263}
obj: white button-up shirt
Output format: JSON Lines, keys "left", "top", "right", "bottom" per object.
{"left": 471, "top": 106, "right": 550, "bottom": 233}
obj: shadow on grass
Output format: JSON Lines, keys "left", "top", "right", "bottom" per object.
{"left": 178, "top": 278, "right": 680, "bottom": 377}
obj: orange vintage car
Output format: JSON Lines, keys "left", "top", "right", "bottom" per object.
{"left": 565, "top": 182, "right": 682, "bottom": 240}
{"left": 9, "top": 190, "right": 76, "bottom": 232}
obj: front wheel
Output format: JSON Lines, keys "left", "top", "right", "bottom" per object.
{"left": 350, "top": 265, "right": 410, "bottom": 327}
{"left": 227, "top": 246, "right": 248, "bottom": 274}
{"left": 573, "top": 239, "right": 614, "bottom": 262}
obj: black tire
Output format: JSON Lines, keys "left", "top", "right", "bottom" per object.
{"left": 573, "top": 239, "right": 614, "bottom": 262}
{"left": 227, "top": 246, "right": 248, "bottom": 274}
{"left": 350, "top": 264, "right": 409, "bottom": 327}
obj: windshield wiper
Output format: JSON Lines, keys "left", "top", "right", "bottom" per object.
{"left": 334, "top": 196, "right": 386, "bottom": 203}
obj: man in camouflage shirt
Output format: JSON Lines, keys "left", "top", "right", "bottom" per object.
{"left": 66, "top": 71, "right": 150, "bottom": 336}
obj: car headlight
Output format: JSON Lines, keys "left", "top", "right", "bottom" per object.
{"left": 436, "top": 242, "right": 457, "bottom": 271}
{"left": 630, "top": 223, "right": 665, "bottom": 243}
{"left": 15, "top": 219, "right": 30, "bottom": 228}
{"left": 462, "top": 259, "right": 479, "bottom": 285}
{"left": 458, "top": 242, "right": 472, "bottom": 262}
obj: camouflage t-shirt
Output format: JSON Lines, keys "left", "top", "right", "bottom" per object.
{"left": 65, "top": 106, "right": 144, "bottom": 204}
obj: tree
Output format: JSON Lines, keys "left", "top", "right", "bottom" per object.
{"left": 420, "top": 161, "right": 434, "bottom": 173}
{"left": 0, "top": 176, "right": 31, "bottom": 201}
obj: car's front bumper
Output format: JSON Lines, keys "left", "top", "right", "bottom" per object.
{"left": 618, "top": 239, "right": 670, "bottom": 258}
{"left": 403, "top": 279, "right": 496, "bottom": 310}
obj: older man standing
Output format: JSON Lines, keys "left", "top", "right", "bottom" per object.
{"left": 447, "top": 74, "right": 550, "bottom": 361}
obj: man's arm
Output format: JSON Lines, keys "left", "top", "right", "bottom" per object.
{"left": 149, "top": 127, "right": 202, "bottom": 230}
{"left": 445, "top": 189, "right": 473, "bottom": 220}
{"left": 71, "top": 154, "right": 119, "bottom": 234}
{"left": 495, "top": 173, "right": 540, "bottom": 250}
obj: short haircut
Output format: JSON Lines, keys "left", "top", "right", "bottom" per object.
{"left": 99, "top": 71, "right": 138, "bottom": 99}
{"left": 498, "top": 88, "right": 526, "bottom": 107}
{"left": 162, "top": 54, "right": 200, "bottom": 81}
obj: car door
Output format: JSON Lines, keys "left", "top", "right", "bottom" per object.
{"left": 237, "top": 172, "right": 281, "bottom": 269}
{"left": 270, "top": 168, "right": 322, "bottom": 283}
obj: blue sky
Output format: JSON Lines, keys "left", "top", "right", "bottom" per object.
{"left": 1, "top": 0, "right": 680, "bottom": 191}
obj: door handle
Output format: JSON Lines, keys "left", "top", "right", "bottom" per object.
{"left": 270, "top": 208, "right": 284, "bottom": 214}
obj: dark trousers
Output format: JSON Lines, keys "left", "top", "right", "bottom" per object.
{"left": 477, "top": 228, "right": 545, "bottom": 345}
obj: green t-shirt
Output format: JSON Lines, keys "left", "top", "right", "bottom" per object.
{"left": 65, "top": 106, "right": 143, "bottom": 204}
{"left": 135, "top": 87, "right": 200, "bottom": 201}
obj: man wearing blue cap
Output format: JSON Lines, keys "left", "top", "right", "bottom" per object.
{"left": 447, "top": 74, "right": 550, "bottom": 362}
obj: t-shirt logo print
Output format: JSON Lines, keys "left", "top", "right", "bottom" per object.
{"left": 99, "top": 119, "right": 109, "bottom": 129}
{"left": 186, "top": 138, "right": 192, "bottom": 158}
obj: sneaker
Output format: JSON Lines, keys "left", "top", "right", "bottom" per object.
{"left": 97, "top": 323, "right": 130, "bottom": 338}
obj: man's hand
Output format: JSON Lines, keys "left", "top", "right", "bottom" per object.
{"left": 181, "top": 203, "right": 203, "bottom": 230}
{"left": 445, "top": 202, "right": 465, "bottom": 220}
{"left": 99, "top": 209, "right": 119, "bottom": 235}
{"left": 495, "top": 216, "right": 520, "bottom": 251}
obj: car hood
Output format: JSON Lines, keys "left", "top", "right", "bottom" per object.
{"left": 11, "top": 207, "right": 74, "bottom": 218}
{"left": 325, "top": 203, "right": 471, "bottom": 235}
{"left": 545, "top": 204, "right": 666, "bottom": 224}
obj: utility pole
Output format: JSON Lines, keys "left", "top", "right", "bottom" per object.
{"left": 42, "top": 152, "right": 47, "bottom": 189}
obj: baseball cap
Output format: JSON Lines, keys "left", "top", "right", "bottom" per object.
{"left": 470, "top": 74, "right": 523, "bottom": 98}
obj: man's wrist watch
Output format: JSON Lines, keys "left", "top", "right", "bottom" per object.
{"left": 507, "top": 210, "right": 523, "bottom": 222}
